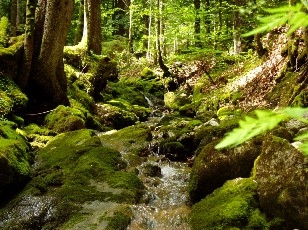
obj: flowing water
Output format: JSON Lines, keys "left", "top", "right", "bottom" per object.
{"left": 127, "top": 96, "right": 192, "bottom": 230}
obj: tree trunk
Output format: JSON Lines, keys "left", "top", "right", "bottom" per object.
{"left": 26, "top": 0, "right": 74, "bottom": 109}
{"left": 146, "top": 0, "right": 152, "bottom": 59}
{"left": 10, "top": 0, "right": 17, "bottom": 36}
{"left": 194, "top": 0, "right": 201, "bottom": 47}
{"left": 74, "top": 0, "right": 84, "bottom": 45}
{"left": 128, "top": 0, "right": 134, "bottom": 53}
{"left": 18, "top": 0, "right": 36, "bottom": 90}
{"left": 81, "top": 0, "right": 102, "bottom": 54}
{"left": 204, "top": 0, "right": 210, "bottom": 34}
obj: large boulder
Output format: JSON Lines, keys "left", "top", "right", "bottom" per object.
{"left": 44, "top": 105, "right": 87, "bottom": 133}
{"left": 254, "top": 136, "right": 308, "bottom": 230}
{"left": 0, "top": 121, "right": 30, "bottom": 200}
{"left": 189, "top": 138, "right": 263, "bottom": 203}
{"left": 190, "top": 178, "right": 270, "bottom": 230}
{"left": 0, "top": 129, "right": 144, "bottom": 229}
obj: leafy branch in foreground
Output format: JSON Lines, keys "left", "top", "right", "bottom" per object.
{"left": 215, "top": 107, "right": 308, "bottom": 156}
{"left": 243, "top": 1, "right": 308, "bottom": 37}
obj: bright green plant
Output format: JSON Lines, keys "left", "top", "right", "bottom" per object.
{"left": 243, "top": 0, "right": 308, "bottom": 36}
{"left": 215, "top": 107, "right": 308, "bottom": 156}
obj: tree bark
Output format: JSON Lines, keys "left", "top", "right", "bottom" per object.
{"left": 81, "top": 0, "right": 102, "bottom": 54}
{"left": 18, "top": 0, "right": 36, "bottom": 90}
{"left": 128, "top": 0, "right": 134, "bottom": 53}
{"left": 26, "top": 0, "right": 74, "bottom": 109}
{"left": 74, "top": 0, "right": 84, "bottom": 45}
{"left": 194, "top": 0, "right": 201, "bottom": 47}
{"left": 204, "top": 0, "right": 210, "bottom": 34}
{"left": 10, "top": 0, "right": 17, "bottom": 36}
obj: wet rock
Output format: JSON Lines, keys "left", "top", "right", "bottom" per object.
{"left": 162, "top": 141, "right": 186, "bottom": 161}
{"left": 0, "top": 195, "right": 57, "bottom": 229}
{"left": 284, "top": 115, "right": 308, "bottom": 134}
{"left": 204, "top": 118, "right": 219, "bottom": 127}
{"left": 254, "top": 136, "right": 308, "bottom": 229}
{"left": 189, "top": 138, "right": 263, "bottom": 203}
{"left": 190, "top": 178, "right": 271, "bottom": 230}
{"left": 142, "top": 163, "right": 162, "bottom": 177}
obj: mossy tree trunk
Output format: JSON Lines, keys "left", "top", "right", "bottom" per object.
{"left": 24, "top": 0, "right": 74, "bottom": 110}
{"left": 18, "top": 0, "right": 36, "bottom": 90}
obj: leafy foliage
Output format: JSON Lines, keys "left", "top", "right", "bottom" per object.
{"left": 243, "top": 1, "right": 308, "bottom": 36}
{"left": 215, "top": 107, "right": 308, "bottom": 156}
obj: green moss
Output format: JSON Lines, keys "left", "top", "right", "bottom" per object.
{"left": 95, "top": 103, "right": 139, "bottom": 129}
{"left": 102, "top": 75, "right": 165, "bottom": 106}
{"left": 100, "top": 124, "right": 152, "bottom": 155}
{"left": 0, "top": 139, "right": 31, "bottom": 194}
{"left": 105, "top": 210, "right": 132, "bottom": 230}
{"left": 190, "top": 178, "right": 269, "bottom": 230}
{"left": 44, "top": 105, "right": 87, "bottom": 133}
{"left": 0, "top": 16, "right": 9, "bottom": 48}
{"left": 0, "top": 76, "right": 28, "bottom": 117}
{"left": 140, "top": 67, "right": 156, "bottom": 79}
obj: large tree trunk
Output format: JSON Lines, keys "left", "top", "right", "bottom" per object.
{"left": 10, "top": 0, "right": 17, "bottom": 36}
{"left": 18, "top": 0, "right": 36, "bottom": 90}
{"left": 81, "top": 0, "right": 102, "bottom": 54}
{"left": 26, "top": 0, "right": 74, "bottom": 109}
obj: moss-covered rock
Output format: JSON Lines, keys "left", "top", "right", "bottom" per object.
{"left": 164, "top": 92, "right": 191, "bottom": 110}
{"left": 101, "top": 75, "right": 165, "bottom": 107}
{"left": 0, "top": 75, "right": 28, "bottom": 118}
{"left": 140, "top": 67, "right": 156, "bottom": 80}
{"left": 108, "top": 98, "right": 151, "bottom": 122}
{"left": 0, "top": 129, "right": 144, "bottom": 229}
{"left": 162, "top": 141, "right": 186, "bottom": 161}
{"left": 190, "top": 178, "right": 269, "bottom": 230}
{"left": 253, "top": 136, "right": 308, "bottom": 229}
{"left": 0, "top": 121, "right": 30, "bottom": 200}
{"left": 44, "top": 105, "right": 87, "bottom": 133}
{"left": 99, "top": 123, "right": 152, "bottom": 156}
{"left": 95, "top": 103, "right": 139, "bottom": 129}
{"left": 0, "top": 35, "right": 24, "bottom": 81}
{"left": 189, "top": 137, "right": 263, "bottom": 203}
{"left": 0, "top": 139, "right": 31, "bottom": 198}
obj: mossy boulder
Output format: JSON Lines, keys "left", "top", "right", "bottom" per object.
{"left": 162, "top": 141, "right": 186, "bottom": 161}
{"left": 44, "top": 105, "right": 87, "bottom": 133}
{"left": 253, "top": 136, "right": 308, "bottom": 229}
{"left": 95, "top": 103, "right": 139, "bottom": 129}
{"left": 0, "top": 129, "right": 144, "bottom": 229}
{"left": 108, "top": 98, "right": 151, "bottom": 122}
{"left": 99, "top": 123, "right": 152, "bottom": 156}
{"left": 190, "top": 178, "right": 270, "bottom": 230}
{"left": 189, "top": 137, "right": 263, "bottom": 203}
{"left": 0, "top": 75, "right": 28, "bottom": 117}
{"left": 0, "top": 35, "right": 24, "bottom": 81}
{"left": 0, "top": 121, "right": 30, "bottom": 200}
{"left": 193, "top": 117, "right": 240, "bottom": 156}
{"left": 141, "top": 163, "right": 162, "bottom": 177}
{"left": 164, "top": 92, "right": 190, "bottom": 110}
{"left": 140, "top": 67, "right": 156, "bottom": 80}
{"left": 101, "top": 76, "right": 165, "bottom": 106}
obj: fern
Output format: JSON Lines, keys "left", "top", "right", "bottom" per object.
{"left": 215, "top": 107, "right": 308, "bottom": 156}
{"left": 243, "top": 1, "right": 308, "bottom": 37}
